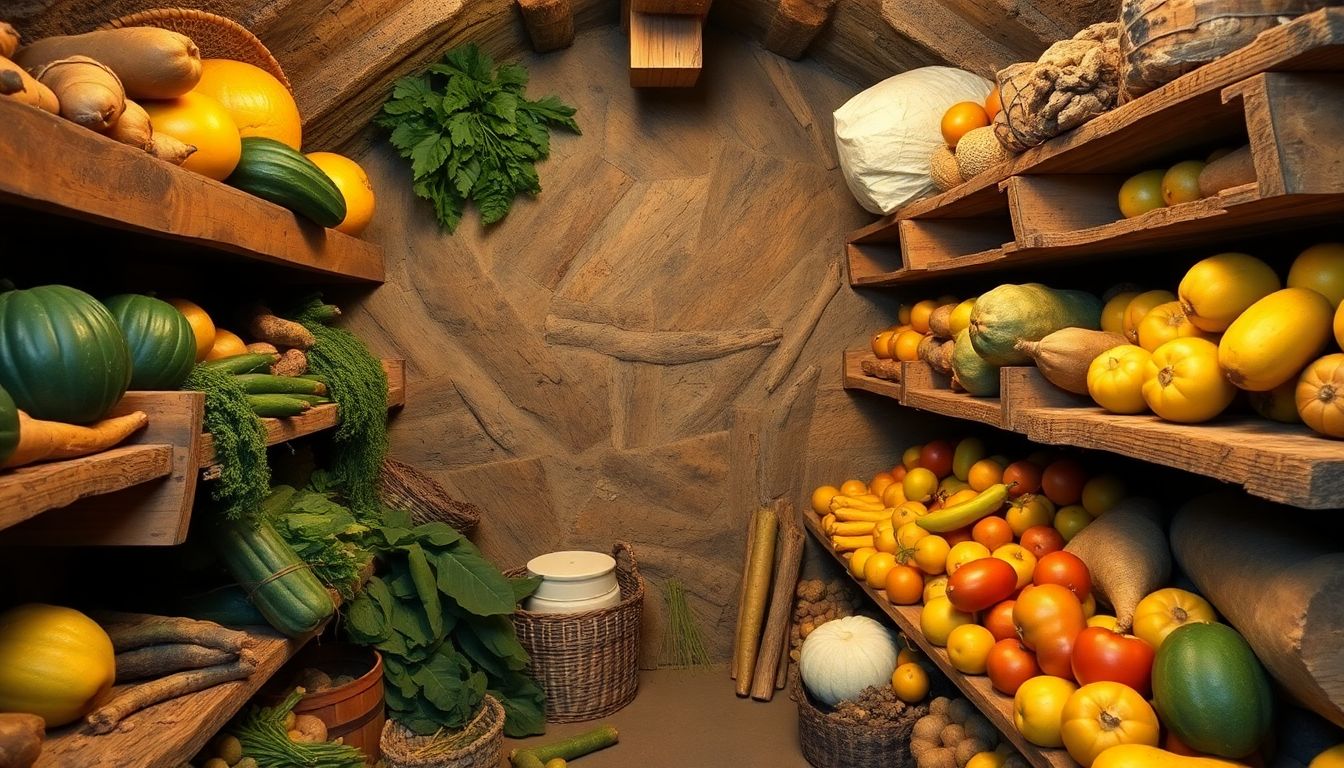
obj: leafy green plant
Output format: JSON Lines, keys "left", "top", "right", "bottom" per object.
{"left": 377, "top": 44, "right": 580, "bottom": 232}
{"left": 343, "top": 508, "right": 545, "bottom": 737}
{"left": 265, "top": 481, "right": 371, "bottom": 601}
{"left": 183, "top": 363, "right": 270, "bottom": 521}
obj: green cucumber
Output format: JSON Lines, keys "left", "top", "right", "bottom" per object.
{"left": 203, "top": 353, "right": 280, "bottom": 375}
{"left": 232, "top": 374, "right": 327, "bottom": 396}
{"left": 211, "top": 515, "right": 334, "bottom": 637}
{"left": 281, "top": 394, "right": 333, "bottom": 406}
{"left": 1152, "top": 622, "right": 1273, "bottom": 758}
{"left": 512, "top": 726, "right": 619, "bottom": 765}
{"left": 227, "top": 137, "right": 346, "bottom": 227}
{"left": 247, "top": 394, "right": 312, "bottom": 418}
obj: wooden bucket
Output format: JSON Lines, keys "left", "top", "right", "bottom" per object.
{"left": 272, "top": 644, "right": 386, "bottom": 761}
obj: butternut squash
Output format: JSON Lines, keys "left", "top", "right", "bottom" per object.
{"left": 1296, "top": 354, "right": 1344, "bottom": 438}
{"left": 968, "top": 284, "right": 1102, "bottom": 365}
{"left": 1219, "top": 288, "right": 1333, "bottom": 391}
{"left": 1, "top": 410, "right": 148, "bottom": 468}
{"left": 1178, "top": 253, "right": 1280, "bottom": 333}
{"left": 1016, "top": 328, "right": 1128, "bottom": 395}
{"left": 952, "top": 329, "right": 1000, "bottom": 397}
{"left": 30, "top": 56, "right": 124, "bottom": 131}
{"left": 1092, "top": 745, "right": 1242, "bottom": 768}
{"left": 14, "top": 27, "right": 201, "bottom": 100}
{"left": 107, "top": 97, "right": 152, "bottom": 151}
{"left": 0, "top": 54, "right": 58, "bottom": 113}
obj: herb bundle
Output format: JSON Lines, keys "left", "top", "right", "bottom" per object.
{"left": 265, "top": 481, "right": 371, "bottom": 601}
{"left": 183, "top": 363, "right": 269, "bottom": 521}
{"left": 229, "top": 687, "right": 365, "bottom": 768}
{"left": 344, "top": 508, "right": 545, "bottom": 737}
{"left": 660, "top": 579, "right": 711, "bottom": 670}
{"left": 377, "top": 44, "right": 580, "bottom": 232}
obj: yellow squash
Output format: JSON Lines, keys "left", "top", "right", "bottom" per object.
{"left": 1219, "top": 287, "right": 1333, "bottom": 391}
{"left": 1248, "top": 379, "right": 1302, "bottom": 423}
{"left": 194, "top": 59, "right": 301, "bottom": 149}
{"left": 1142, "top": 338, "right": 1235, "bottom": 423}
{"left": 142, "top": 90, "right": 242, "bottom": 181}
{"left": 1092, "top": 746, "right": 1243, "bottom": 768}
{"left": 1136, "top": 301, "right": 1214, "bottom": 352}
{"left": 1123, "top": 290, "right": 1175, "bottom": 343}
{"left": 1178, "top": 252, "right": 1280, "bottom": 332}
{"left": 1288, "top": 242, "right": 1344, "bottom": 308}
{"left": 1131, "top": 588, "right": 1215, "bottom": 649}
{"left": 1102, "top": 291, "right": 1140, "bottom": 336}
{"left": 1060, "top": 682, "right": 1160, "bottom": 767}
{"left": 1336, "top": 301, "right": 1344, "bottom": 350}
{"left": 1088, "top": 345, "right": 1150, "bottom": 414}
{"left": 0, "top": 604, "right": 116, "bottom": 726}
{"left": 1297, "top": 353, "right": 1344, "bottom": 438}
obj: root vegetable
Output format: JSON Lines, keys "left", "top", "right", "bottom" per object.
{"left": 270, "top": 348, "right": 308, "bottom": 377}
{"left": 1017, "top": 328, "right": 1129, "bottom": 395}
{"left": 13, "top": 28, "right": 201, "bottom": 99}
{"left": 1064, "top": 497, "right": 1169, "bottom": 630}
{"left": 31, "top": 55, "right": 125, "bottom": 131}
{"left": 114, "top": 643, "right": 241, "bottom": 682}
{"left": 0, "top": 54, "right": 58, "bottom": 113}
{"left": 202, "top": 759, "right": 228, "bottom": 768}
{"left": 940, "top": 723, "right": 966, "bottom": 746}
{"left": 0, "top": 22, "right": 18, "bottom": 58}
{"left": 291, "top": 714, "right": 327, "bottom": 743}
{"left": 247, "top": 342, "right": 279, "bottom": 355}
{"left": 0, "top": 713, "right": 43, "bottom": 768}
{"left": 86, "top": 659, "right": 255, "bottom": 733}
{"left": 149, "top": 131, "right": 196, "bottom": 165}
{"left": 107, "top": 98, "right": 152, "bottom": 151}
{"left": 945, "top": 698, "right": 972, "bottom": 725}
{"left": 914, "top": 713, "right": 949, "bottom": 740}
{"left": 1, "top": 410, "right": 147, "bottom": 468}
{"left": 734, "top": 505, "right": 778, "bottom": 696}
{"left": 956, "top": 738, "right": 992, "bottom": 767}
{"left": 93, "top": 611, "right": 250, "bottom": 655}
{"left": 1198, "top": 145, "right": 1255, "bottom": 197}
{"left": 246, "top": 308, "right": 316, "bottom": 350}
{"left": 212, "top": 733, "right": 243, "bottom": 764}
{"left": 922, "top": 746, "right": 958, "bottom": 768}
{"left": 929, "top": 697, "right": 950, "bottom": 715}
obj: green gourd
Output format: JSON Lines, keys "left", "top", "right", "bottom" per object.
{"left": 968, "top": 283, "right": 1103, "bottom": 365}
{"left": 951, "top": 329, "right": 1000, "bottom": 397}
{"left": 211, "top": 514, "right": 335, "bottom": 637}
{"left": 1152, "top": 622, "right": 1274, "bottom": 758}
{"left": 0, "top": 284, "right": 131, "bottom": 423}
{"left": 0, "top": 386, "right": 18, "bottom": 465}
{"left": 103, "top": 294, "right": 197, "bottom": 390}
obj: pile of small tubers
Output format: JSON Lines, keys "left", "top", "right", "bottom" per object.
{"left": 912, "top": 697, "right": 1024, "bottom": 768}
{"left": 789, "top": 578, "right": 863, "bottom": 663}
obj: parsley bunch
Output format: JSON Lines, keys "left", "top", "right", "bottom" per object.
{"left": 377, "top": 44, "right": 580, "bottom": 232}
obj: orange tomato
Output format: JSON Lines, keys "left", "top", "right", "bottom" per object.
{"left": 1297, "top": 353, "right": 1344, "bottom": 438}
{"left": 947, "top": 623, "right": 996, "bottom": 674}
{"left": 1015, "top": 675, "right": 1080, "bottom": 747}
{"left": 1006, "top": 494, "right": 1056, "bottom": 537}
{"left": 1143, "top": 337, "right": 1236, "bottom": 423}
{"left": 984, "top": 599, "right": 1018, "bottom": 641}
{"left": 839, "top": 479, "right": 868, "bottom": 497}
{"left": 993, "top": 543, "right": 1038, "bottom": 589}
{"left": 902, "top": 445, "right": 923, "bottom": 470}
{"left": 1081, "top": 475, "right": 1125, "bottom": 517}
{"left": 894, "top": 330, "right": 925, "bottom": 362}
{"left": 891, "top": 662, "right": 930, "bottom": 702}
{"left": 941, "top": 102, "right": 991, "bottom": 148}
{"left": 903, "top": 468, "right": 939, "bottom": 503}
{"left": 985, "top": 87, "right": 1002, "bottom": 121}
{"left": 1014, "top": 584, "right": 1086, "bottom": 680}
{"left": 885, "top": 565, "right": 925, "bottom": 605}
{"left": 988, "top": 638, "right": 1040, "bottom": 695}
{"left": 913, "top": 535, "right": 952, "bottom": 575}
{"left": 967, "top": 458, "right": 1004, "bottom": 492}
{"left": 890, "top": 465, "right": 909, "bottom": 482}
{"left": 972, "top": 516, "right": 1014, "bottom": 551}
{"left": 1041, "top": 459, "right": 1087, "bottom": 506}
{"left": 943, "top": 525, "right": 974, "bottom": 546}
{"left": 1003, "top": 461, "right": 1042, "bottom": 497}
{"left": 811, "top": 485, "right": 840, "bottom": 515}
{"left": 923, "top": 574, "right": 949, "bottom": 603}
{"left": 945, "top": 541, "right": 991, "bottom": 576}
{"left": 921, "top": 596, "right": 974, "bottom": 646}
{"left": 871, "top": 329, "right": 896, "bottom": 359}
{"left": 1059, "top": 682, "right": 1161, "bottom": 766}
{"left": 910, "top": 300, "right": 939, "bottom": 334}
{"left": 870, "top": 471, "right": 897, "bottom": 497}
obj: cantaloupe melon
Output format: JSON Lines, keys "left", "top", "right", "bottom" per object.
{"left": 930, "top": 144, "right": 963, "bottom": 192}
{"left": 955, "top": 126, "right": 1010, "bottom": 180}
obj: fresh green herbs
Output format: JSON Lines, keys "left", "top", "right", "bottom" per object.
{"left": 377, "top": 44, "right": 580, "bottom": 232}
{"left": 289, "top": 298, "right": 389, "bottom": 520}
{"left": 183, "top": 363, "right": 270, "bottom": 521}
{"left": 660, "top": 579, "right": 712, "bottom": 670}
{"left": 229, "top": 687, "right": 365, "bottom": 768}
{"left": 344, "top": 508, "right": 546, "bottom": 737}
{"left": 265, "top": 482, "right": 371, "bottom": 601}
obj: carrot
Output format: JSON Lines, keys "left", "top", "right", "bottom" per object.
{"left": 734, "top": 505, "right": 778, "bottom": 696}
{"left": 0, "top": 53, "right": 58, "bottom": 113}
{"left": 0, "top": 22, "right": 19, "bottom": 59}
{"left": 1, "top": 410, "right": 148, "bottom": 468}
{"left": 13, "top": 27, "right": 201, "bottom": 99}
{"left": 30, "top": 55, "right": 124, "bottom": 131}
{"left": 1063, "top": 497, "right": 1169, "bottom": 631}
{"left": 107, "top": 97, "right": 152, "bottom": 150}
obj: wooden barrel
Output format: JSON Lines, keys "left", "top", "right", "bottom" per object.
{"left": 275, "top": 644, "right": 385, "bottom": 761}
{"left": 1119, "top": 0, "right": 1331, "bottom": 99}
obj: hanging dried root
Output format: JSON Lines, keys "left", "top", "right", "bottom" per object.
{"left": 114, "top": 643, "right": 243, "bottom": 682}
{"left": 87, "top": 659, "right": 255, "bottom": 734}
{"left": 246, "top": 307, "right": 315, "bottom": 350}
{"left": 92, "top": 611, "right": 250, "bottom": 655}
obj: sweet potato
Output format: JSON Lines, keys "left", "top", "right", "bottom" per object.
{"left": 14, "top": 27, "right": 201, "bottom": 99}
{"left": 0, "top": 54, "right": 57, "bottom": 113}
{"left": 0, "top": 22, "right": 19, "bottom": 58}
{"left": 0, "top": 713, "right": 43, "bottom": 768}
{"left": 1, "top": 410, "right": 148, "bottom": 468}
{"left": 149, "top": 131, "right": 196, "bottom": 165}
{"left": 30, "top": 55, "right": 124, "bottom": 131}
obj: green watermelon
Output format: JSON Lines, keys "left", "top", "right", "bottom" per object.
{"left": 0, "top": 385, "right": 18, "bottom": 466}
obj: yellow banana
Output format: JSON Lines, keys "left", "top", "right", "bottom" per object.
{"left": 831, "top": 520, "right": 877, "bottom": 536}
{"left": 821, "top": 513, "right": 837, "bottom": 535}
{"left": 830, "top": 495, "right": 886, "bottom": 512}
{"left": 916, "top": 483, "right": 1009, "bottom": 532}
{"left": 832, "top": 534, "right": 875, "bottom": 551}
{"left": 833, "top": 507, "right": 894, "bottom": 522}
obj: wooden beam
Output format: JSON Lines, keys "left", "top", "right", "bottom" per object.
{"left": 518, "top": 0, "right": 576, "bottom": 52}
{"left": 630, "top": 11, "right": 703, "bottom": 87}
{"left": 765, "top": 0, "right": 839, "bottom": 60}
{"left": 633, "top": 0, "right": 712, "bottom": 14}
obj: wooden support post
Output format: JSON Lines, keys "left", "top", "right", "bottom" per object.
{"left": 630, "top": 11, "right": 703, "bottom": 87}
{"left": 517, "top": 0, "right": 575, "bottom": 53}
{"left": 633, "top": 0, "right": 712, "bottom": 13}
{"left": 764, "top": 0, "right": 839, "bottom": 60}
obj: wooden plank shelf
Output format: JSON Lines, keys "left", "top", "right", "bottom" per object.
{"left": 0, "top": 100, "right": 385, "bottom": 283}
{"left": 846, "top": 10, "right": 1344, "bottom": 286}
{"left": 0, "top": 445, "right": 174, "bottom": 533}
{"left": 842, "top": 350, "right": 903, "bottom": 400}
{"left": 801, "top": 510, "right": 1076, "bottom": 768}
{"left": 843, "top": 359, "right": 1344, "bottom": 509}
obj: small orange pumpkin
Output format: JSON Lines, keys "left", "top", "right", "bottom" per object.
{"left": 1297, "top": 353, "right": 1344, "bottom": 438}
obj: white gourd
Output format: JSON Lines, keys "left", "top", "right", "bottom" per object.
{"left": 799, "top": 615, "right": 899, "bottom": 706}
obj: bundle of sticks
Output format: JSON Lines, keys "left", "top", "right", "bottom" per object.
{"left": 730, "top": 499, "right": 806, "bottom": 702}
{"left": 86, "top": 611, "right": 259, "bottom": 734}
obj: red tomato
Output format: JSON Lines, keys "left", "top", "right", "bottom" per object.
{"left": 946, "top": 557, "right": 1018, "bottom": 612}
{"left": 1013, "top": 583, "right": 1086, "bottom": 680}
{"left": 1033, "top": 551, "right": 1092, "bottom": 601}
{"left": 943, "top": 526, "right": 973, "bottom": 546}
{"left": 983, "top": 600, "right": 1017, "bottom": 641}
{"left": 986, "top": 638, "right": 1040, "bottom": 695}
{"left": 891, "top": 465, "right": 908, "bottom": 482}
{"left": 920, "top": 440, "right": 955, "bottom": 479}
{"left": 1002, "top": 461, "right": 1042, "bottom": 497}
{"left": 1070, "top": 627, "right": 1156, "bottom": 696}
{"left": 972, "top": 516, "right": 1014, "bottom": 551}
{"left": 1020, "top": 525, "right": 1065, "bottom": 559}
{"left": 1041, "top": 458, "right": 1087, "bottom": 505}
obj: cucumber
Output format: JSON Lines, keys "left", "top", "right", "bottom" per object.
{"left": 281, "top": 394, "right": 333, "bottom": 406}
{"left": 211, "top": 514, "right": 334, "bottom": 637}
{"left": 203, "top": 353, "right": 280, "bottom": 375}
{"left": 1152, "top": 622, "right": 1274, "bottom": 758}
{"left": 247, "top": 394, "right": 312, "bottom": 418}
{"left": 232, "top": 374, "right": 327, "bottom": 396}
{"left": 227, "top": 137, "right": 346, "bottom": 227}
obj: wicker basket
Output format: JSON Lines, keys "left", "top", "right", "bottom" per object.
{"left": 794, "top": 674, "right": 922, "bottom": 768}
{"left": 379, "top": 695, "right": 504, "bottom": 768}
{"left": 99, "top": 8, "right": 291, "bottom": 90}
{"left": 378, "top": 458, "right": 481, "bottom": 534}
{"left": 506, "top": 542, "right": 643, "bottom": 722}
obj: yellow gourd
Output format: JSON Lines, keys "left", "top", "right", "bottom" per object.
{"left": 1219, "top": 288, "right": 1333, "bottom": 391}
{"left": 193, "top": 59, "right": 301, "bottom": 149}
{"left": 1092, "top": 745, "right": 1243, "bottom": 768}
{"left": 142, "top": 91, "right": 242, "bottom": 181}
{"left": 1296, "top": 353, "right": 1344, "bottom": 438}
{"left": 1101, "top": 291, "right": 1139, "bottom": 335}
{"left": 205, "top": 329, "right": 248, "bottom": 361}
{"left": 1143, "top": 338, "right": 1235, "bottom": 423}
{"left": 1088, "top": 344, "right": 1150, "bottom": 414}
{"left": 1248, "top": 379, "right": 1301, "bottom": 423}
{"left": 0, "top": 604, "right": 116, "bottom": 726}
{"left": 1178, "top": 253, "right": 1280, "bottom": 332}
{"left": 1136, "top": 301, "right": 1214, "bottom": 351}
{"left": 1123, "top": 290, "right": 1175, "bottom": 343}
{"left": 1335, "top": 301, "right": 1344, "bottom": 350}
{"left": 1288, "top": 242, "right": 1344, "bottom": 308}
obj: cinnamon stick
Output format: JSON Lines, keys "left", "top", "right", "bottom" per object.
{"left": 91, "top": 611, "right": 250, "bottom": 655}
{"left": 734, "top": 505, "right": 778, "bottom": 697}
{"left": 729, "top": 506, "right": 760, "bottom": 681}
{"left": 751, "top": 504, "right": 804, "bottom": 701}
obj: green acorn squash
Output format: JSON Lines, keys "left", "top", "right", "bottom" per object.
{"left": 103, "top": 294, "right": 196, "bottom": 390}
{"left": 0, "top": 285, "right": 131, "bottom": 424}
{"left": 969, "top": 283, "right": 1103, "bottom": 366}
{"left": 0, "top": 386, "right": 18, "bottom": 466}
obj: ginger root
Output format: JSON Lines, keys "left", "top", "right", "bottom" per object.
{"left": 994, "top": 22, "right": 1121, "bottom": 152}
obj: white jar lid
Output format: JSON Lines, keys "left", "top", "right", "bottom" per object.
{"left": 526, "top": 551, "right": 618, "bottom": 602}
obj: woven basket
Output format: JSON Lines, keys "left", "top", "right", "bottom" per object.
{"left": 794, "top": 674, "right": 922, "bottom": 768}
{"left": 506, "top": 542, "right": 643, "bottom": 722}
{"left": 379, "top": 695, "right": 504, "bottom": 768}
{"left": 99, "top": 8, "right": 291, "bottom": 91}
{"left": 378, "top": 458, "right": 481, "bottom": 534}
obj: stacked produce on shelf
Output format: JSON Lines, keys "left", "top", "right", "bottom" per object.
{"left": 1116, "top": 146, "right": 1252, "bottom": 219}
{"left": 1, "top": 18, "right": 375, "bottom": 235}
{"left": 914, "top": 697, "right": 1020, "bottom": 768}
{"left": 789, "top": 577, "right": 864, "bottom": 663}
{"left": 929, "top": 89, "right": 1009, "bottom": 192}
{"left": 870, "top": 294, "right": 968, "bottom": 379}
{"left": 209, "top": 687, "right": 364, "bottom": 768}
{"left": 808, "top": 438, "right": 1344, "bottom": 765}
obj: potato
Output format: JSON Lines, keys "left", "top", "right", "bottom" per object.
{"left": 913, "top": 713, "right": 950, "bottom": 741}
{"left": 292, "top": 714, "right": 327, "bottom": 743}
{"left": 211, "top": 734, "right": 242, "bottom": 765}
{"left": 946, "top": 698, "right": 973, "bottom": 725}
{"left": 922, "top": 746, "right": 958, "bottom": 768}
{"left": 940, "top": 723, "right": 966, "bottom": 747}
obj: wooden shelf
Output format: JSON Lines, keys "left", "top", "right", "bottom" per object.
{"left": 801, "top": 510, "right": 1076, "bottom": 768}
{"left": 842, "top": 350, "right": 903, "bottom": 400}
{"left": 0, "top": 445, "right": 174, "bottom": 532}
{"left": 0, "top": 100, "right": 384, "bottom": 283}
{"left": 629, "top": 10, "right": 703, "bottom": 87}
{"left": 846, "top": 10, "right": 1344, "bottom": 286}
{"left": 843, "top": 357, "right": 1344, "bottom": 509}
